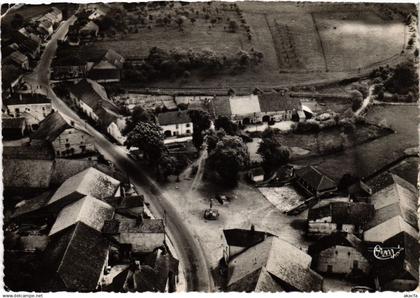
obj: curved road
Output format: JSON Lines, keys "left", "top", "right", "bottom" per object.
{"left": 32, "top": 14, "right": 213, "bottom": 292}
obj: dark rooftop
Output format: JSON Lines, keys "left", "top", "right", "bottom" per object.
{"left": 30, "top": 111, "right": 70, "bottom": 141}
{"left": 5, "top": 93, "right": 51, "bottom": 106}
{"left": 294, "top": 166, "right": 337, "bottom": 193}
{"left": 223, "top": 228, "right": 273, "bottom": 248}
{"left": 3, "top": 140, "right": 55, "bottom": 160}
{"left": 258, "top": 93, "right": 302, "bottom": 112}
{"left": 157, "top": 110, "right": 191, "bottom": 126}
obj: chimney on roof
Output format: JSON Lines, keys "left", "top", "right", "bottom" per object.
{"left": 250, "top": 224, "right": 255, "bottom": 232}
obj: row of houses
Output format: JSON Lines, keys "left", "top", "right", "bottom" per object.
{"left": 51, "top": 48, "right": 125, "bottom": 83}
{"left": 306, "top": 172, "right": 419, "bottom": 291}
{"left": 6, "top": 166, "right": 178, "bottom": 292}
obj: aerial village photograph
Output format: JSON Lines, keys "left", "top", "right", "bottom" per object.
{"left": 0, "top": 0, "right": 419, "bottom": 294}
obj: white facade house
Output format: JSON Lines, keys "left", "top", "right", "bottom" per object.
{"left": 157, "top": 111, "right": 193, "bottom": 138}
{"left": 5, "top": 93, "right": 54, "bottom": 130}
{"left": 107, "top": 119, "right": 127, "bottom": 145}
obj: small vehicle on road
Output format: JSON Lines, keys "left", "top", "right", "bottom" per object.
{"left": 204, "top": 208, "right": 219, "bottom": 220}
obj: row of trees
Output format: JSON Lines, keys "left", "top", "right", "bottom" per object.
{"left": 124, "top": 46, "right": 263, "bottom": 82}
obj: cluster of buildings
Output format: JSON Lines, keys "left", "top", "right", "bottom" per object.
{"left": 4, "top": 164, "right": 178, "bottom": 292}
{"left": 305, "top": 169, "right": 419, "bottom": 291}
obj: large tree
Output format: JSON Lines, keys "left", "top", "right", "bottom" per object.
{"left": 125, "top": 122, "right": 165, "bottom": 161}
{"left": 257, "top": 128, "right": 289, "bottom": 172}
{"left": 188, "top": 110, "right": 211, "bottom": 149}
{"left": 215, "top": 116, "right": 238, "bottom": 136}
{"left": 207, "top": 135, "right": 250, "bottom": 185}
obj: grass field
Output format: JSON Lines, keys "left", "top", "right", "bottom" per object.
{"left": 314, "top": 11, "right": 406, "bottom": 72}
{"left": 86, "top": 2, "right": 412, "bottom": 88}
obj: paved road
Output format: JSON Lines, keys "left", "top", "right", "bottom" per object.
{"left": 30, "top": 14, "right": 214, "bottom": 292}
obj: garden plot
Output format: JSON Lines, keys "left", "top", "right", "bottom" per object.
{"left": 258, "top": 186, "right": 304, "bottom": 213}
{"left": 315, "top": 11, "right": 406, "bottom": 72}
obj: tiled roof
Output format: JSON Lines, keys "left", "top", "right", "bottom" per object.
{"left": 5, "top": 93, "right": 51, "bottom": 105}
{"left": 364, "top": 216, "right": 418, "bottom": 243}
{"left": 3, "top": 140, "right": 55, "bottom": 160}
{"left": 210, "top": 96, "right": 232, "bottom": 117}
{"left": 69, "top": 79, "right": 109, "bottom": 110}
{"left": 43, "top": 222, "right": 109, "bottom": 291}
{"left": 2, "top": 64, "right": 26, "bottom": 87}
{"left": 30, "top": 111, "right": 70, "bottom": 141}
{"left": 294, "top": 166, "right": 337, "bottom": 193}
{"left": 308, "top": 232, "right": 365, "bottom": 255}
{"left": 49, "top": 195, "right": 115, "bottom": 236}
{"left": 47, "top": 167, "right": 120, "bottom": 207}
{"left": 308, "top": 202, "right": 374, "bottom": 225}
{"left": 229, "top": 94, "right": 260, "bottom": 115}
{"left": 227, "top": 236, "right": 323, "bottom": 292}
{"left": 103, "top": 49, "right": 125, "bottom": 69}
{"left": 2, "top": 116, "right": 26, "bottom": 129}
{"left": 258, "top": 93, "right": 302, "bottom": 112}
{"left": 223, "top": 228, "right": 273, "bottom": 248}
{"left": 106, "top": 216, "right": 165, "bottom": 234}
{"left": 157, "top": 110, "right": 191, "bottom": 126}
{"left": 3, "top": 159, "right": 53, "bottom": 189}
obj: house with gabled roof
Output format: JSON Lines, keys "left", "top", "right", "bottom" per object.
{"left": 157, "top": 110, "right": 193, "bottom": 138}
{"left": 258, "top": 92, "right": 303, "bottom": 122}
{"left": 308, "top": 232, "right": 370, "bottom": 276}
{"left": 293, "top": 165, "right": 338, "bottom": 197}
{"left": 103, "top": 214, "right": 165, "bottom": 254}
{"left": 363, "top": 173, "right": 418, "bottom": 243}
{"left": 31, "top": 111, "right": 96, "bottom": 158}
{"left": 4, "top": 51, "right": 30, "bottom": 70}
{"left": 2, "top": 116, "right": 26, "bottom": 139}
{"left": 4, "top": 93, "right": 54, "bottom": 130}
{"left": 222, "top": 227, "right": 274, "bottom": 262}
{"left": 368, "top": 232, "right": 419, "bottom": 291}
{"left": 69, "top": 79, "right": 118, "bottom": 122}
{"left": 46, "top": 167, "right": 120, "bottom": 211}
{"left": 88, "top": 49, "right": 125, "bottom": 83}
{"left": 226, "top": 235, "right": 323, "bottom": 292}
{"left": 49, "top": 195, "right": 114, "bottom": 236}
{"left": 307, "top": 201, "right": 374, "bottom": 238}
{"left": 42, "top": 222, "right": 110, "bottom": 291}
{"left": 96, "top": 106, "right": 127, "bottom": 145}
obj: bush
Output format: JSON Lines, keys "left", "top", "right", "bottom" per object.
{"left": 294, "top": 120, "right": 320, "bottom": 133}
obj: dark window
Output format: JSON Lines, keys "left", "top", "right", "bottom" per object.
{"left": 186, "top": 129, "right": 191, "bottom": 134}
{"left": 65, "top": 143, "right": 70, "bottom": 148}
{"left": 353, "top": 260, "right": 358, "bottom": 269}
{"left": 186, "top": 123, "right": 190, "bottom": 127}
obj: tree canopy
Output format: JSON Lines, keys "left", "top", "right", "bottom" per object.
{"left": 257, "top": 128, "right": 289, "bottom": 172}
{"left": 125, "top": 121, "right": 165, "bottom": 161}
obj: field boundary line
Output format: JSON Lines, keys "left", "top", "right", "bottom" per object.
{"left": 310, "top": 12, "right": 329, "bottom": 72}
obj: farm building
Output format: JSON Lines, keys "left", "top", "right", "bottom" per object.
{"left": 157, "top": 110, "right": 193, "bottom": 138}
{"left": 31, "top": 111, "right": 97, "bottom": 158}
{"left": 226, "top": 235, "right": 323, "bottom": 292}
{"left": 103, "top": 215, "right": 165, "bottom": 254}
{"left": 79, "top": 21, "right": 100, "bottom": 40}
{"left": 293, "top": 166, "right": 337, "bottom": 197}
{"left": 368, "top": 232, "right": 419, "bottom": 291}
{"left": 211, "top": 92, "right": 303, "bottom": 125}
{"left": 48, "top": 195, "right": 114, "bottom": 236}
{"left": 69, "top": 79, "right": 118, "bottom": 122}
{"left": 222, "top": 227, "right": 274, "bottom": 262}
{"left": 46, "top": 167, "right": 121, "bottom": 212}
{"left": 96, "top": 107, "right": 127, "bottom": 145}
{"left": 4, "top": 93, "right": 54, "bottom": 131}
{"left": 88, "top": 50, "right": 125, "bottom": 83}
{"left": 307, "top": 201, "right": 374, "bottom": 238}
{"left": 2, "top": 116, "right": 26, "bottom": 140}
{"left": 4, "top": 51, "right": 30, "bottom": 70}
{"left": 42, "top": 222, "right": 110, "bottom": 291}
{"left": 308, "top": 232, "right": 370, "bottom": 276}
{"left": 51, "top": 56, "right": 88, "bottom": 81}
{"left": 363, "top": 173, "right": 418, "bottom": 243}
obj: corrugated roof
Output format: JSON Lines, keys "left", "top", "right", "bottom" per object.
{"left": 157, "top": 110, "right": 191, "bottom": 126}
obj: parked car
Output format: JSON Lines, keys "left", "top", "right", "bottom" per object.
{"left": 204, "top": 208, "right": 219, "bottom": 220}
